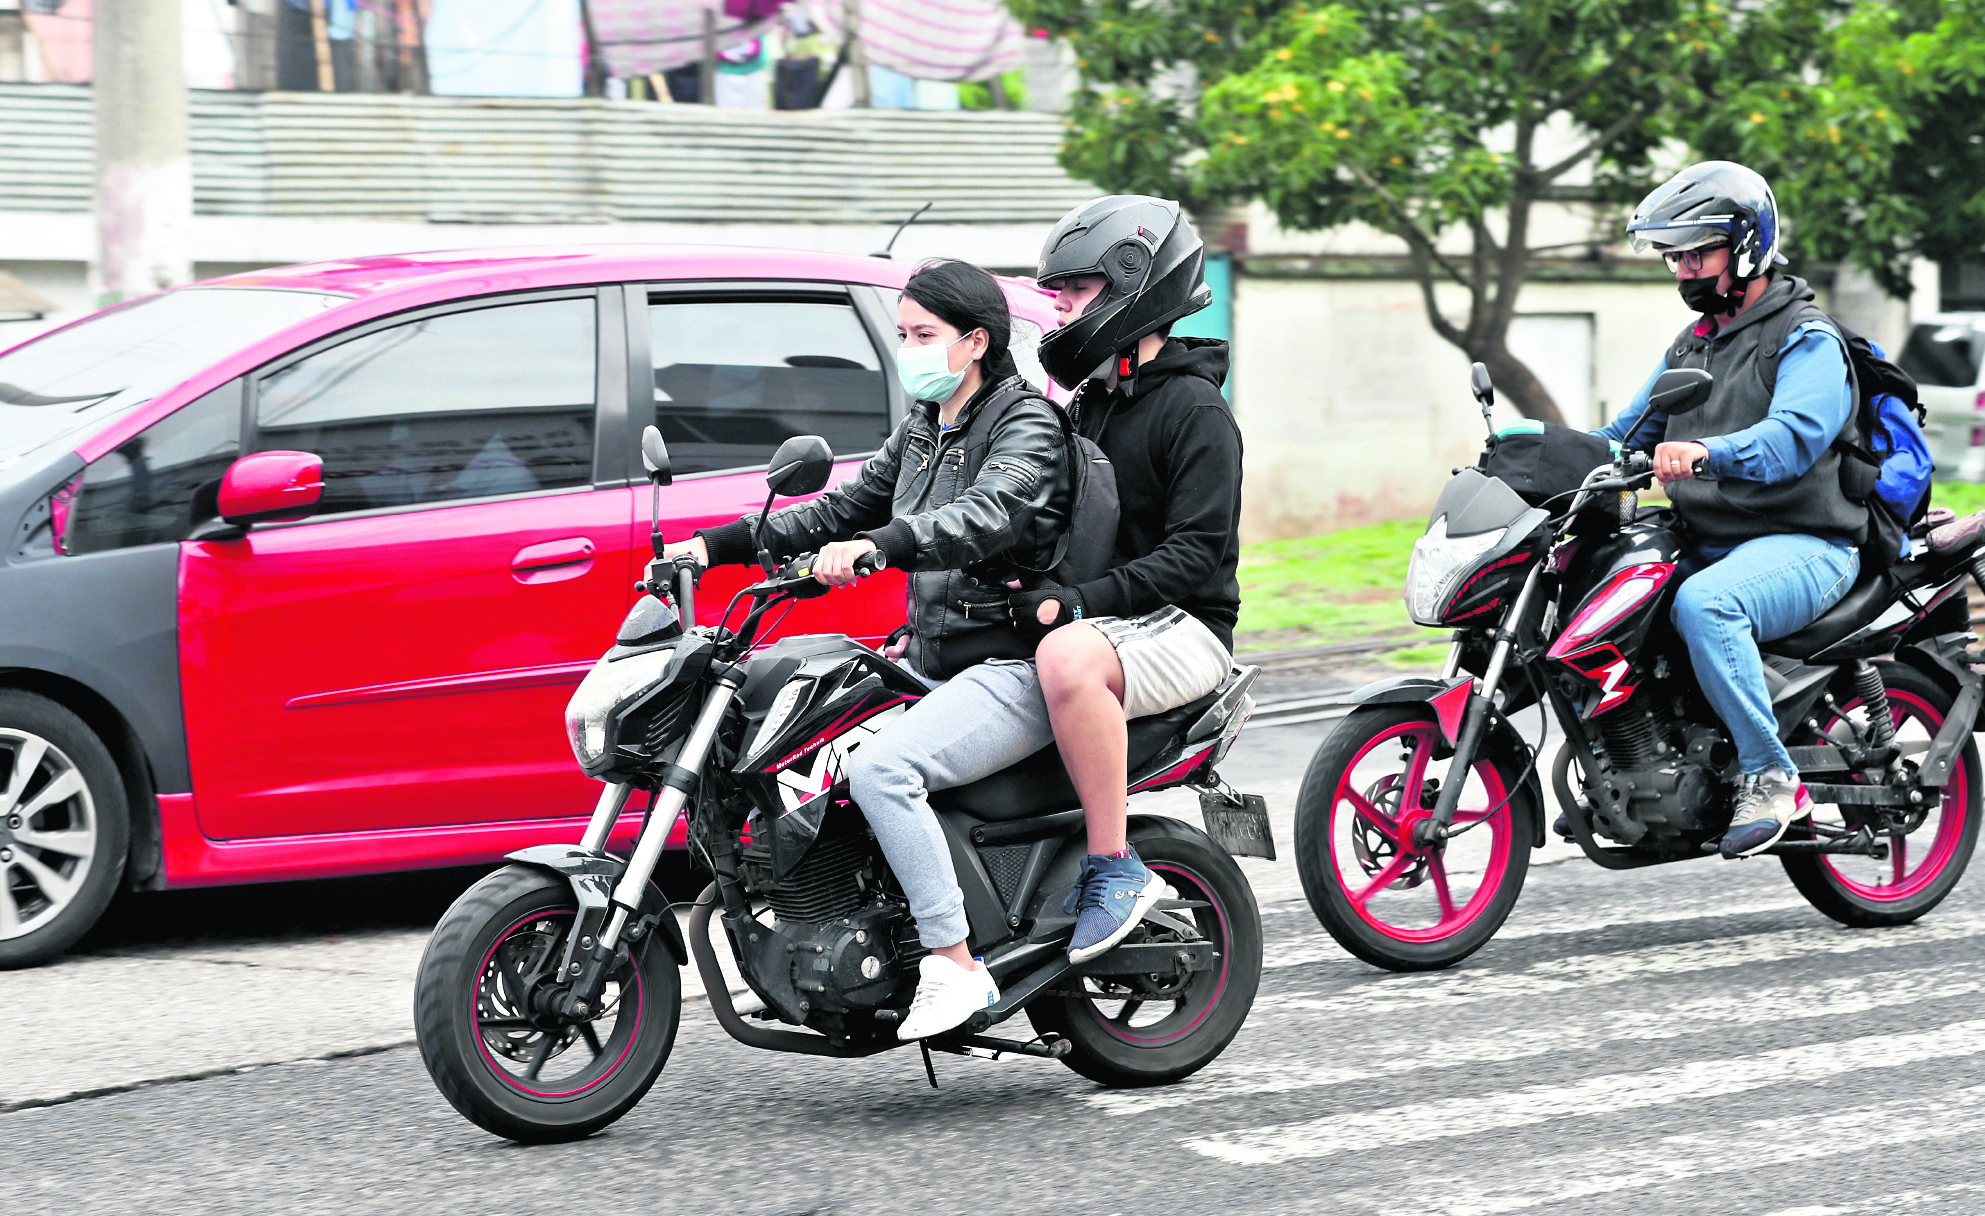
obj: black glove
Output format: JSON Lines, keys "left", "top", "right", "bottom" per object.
{"left": 1009, "top": 584, "right": 1085, "bottom": 641}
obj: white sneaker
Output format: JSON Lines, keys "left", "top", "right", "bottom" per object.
{"left": 896, "top": 955, "right": 1000, "bottom": 1041}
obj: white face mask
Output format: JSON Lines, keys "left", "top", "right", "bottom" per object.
{"left": 896, "top": 331, "right": 974, "bottom": 402}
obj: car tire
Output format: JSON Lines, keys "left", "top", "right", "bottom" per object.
{"left": 0, "top": 690, "right": 129, "bottom": 969}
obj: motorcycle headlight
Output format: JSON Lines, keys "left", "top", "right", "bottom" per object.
{"left": 564, "top": 646, "right": 677, "bottom": 768}
{"left": 1404, "top": 517, "right": 1505, "bottom": 626}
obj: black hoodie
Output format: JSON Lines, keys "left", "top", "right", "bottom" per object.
{"left": 1070, "top": 336, "right": 1243, "bottom": 650}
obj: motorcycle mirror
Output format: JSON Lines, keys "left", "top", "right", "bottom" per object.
{"left": 1648, "top": 367, "right": 1714, "bottom": 416}
{"left": 1469, "top": 362, "right": 1495, "bottom": 407}
{"left": 765, "top": 435, "right": 834, "bottom": 498}
{"left": 640, "top": 425, "right": 672, "bottom": 486}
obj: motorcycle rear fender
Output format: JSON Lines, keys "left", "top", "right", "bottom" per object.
{"left": 504, "top": 844, "right": 688, "bottom": 967}
{"left": 1348, "top": 675, "right": 1473, "bottom": 745}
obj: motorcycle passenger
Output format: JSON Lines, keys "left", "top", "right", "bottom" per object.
{"left": 665, "top": 258, "right": 1073, "bottom": 1040}
{"left": 1596, "top": 161, "right": 1863, "bottom": 859}
{"left": 1009, "top": 196, "right": 1245, "bottom": 963}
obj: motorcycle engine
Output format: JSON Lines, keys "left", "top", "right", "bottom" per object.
{"left": 1590, "top": 700, "right": 1727, "bottom": 849}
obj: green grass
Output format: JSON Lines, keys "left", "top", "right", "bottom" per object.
{"left": 1932, "top": 481, "right": 1985, "bottom": 517}
{"left": 1233, "top": 519, "right": 1445, "bottom": 656}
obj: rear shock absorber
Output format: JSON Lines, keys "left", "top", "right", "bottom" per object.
{"left": 1852, "top": 659, "right": 1895, "bottom": 750}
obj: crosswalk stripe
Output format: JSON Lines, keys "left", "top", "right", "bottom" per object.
{"left": 1253, "top": 914, "right": 1985, "bottom": 1019}
{"left": 1325, "top": 1085, "right": 1985, "bottom": 1215}
{"left": 1184, "top": 1017, "right": 1985, "bottom": 1164}
{"left": 1080, "top": 962, "right": 1982, "bottom": 1115}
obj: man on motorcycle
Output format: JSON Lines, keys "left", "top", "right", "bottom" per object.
{"left": 664, "top": 258, "right": 1074, "bottom": 1040}
{"left": 1595, "top": 160, "right": 1863, "bottom": 858}
{"left": 1008, "top": 196, "right": 1245, "bottom": 963}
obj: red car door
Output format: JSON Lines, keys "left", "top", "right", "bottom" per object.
{"left": 634, "top": 282, "right": 908, "bottom": 644}
{"left": 179, "top": 289, "right": 641, "bottom": 840}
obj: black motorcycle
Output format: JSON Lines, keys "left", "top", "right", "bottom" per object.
{"left": 1294, "top": 365, "right": 1983, "bottom": 972}
{"left": 414, "top": 428, "right": 1267, "bottom": 1142}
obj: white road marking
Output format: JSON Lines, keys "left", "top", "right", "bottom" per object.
{"left": 1184, "top": 1017, "right": 1985, "bottom": 1164}
{"left": 1328, "top": 1088, "right": 1985, "bottom": 1215}
{"left": 1253, "top": 913, "right": 1985, "bottom": 1020}
{"left": 1080, "top": 962, "right": 1982, "bottom": 1115}
{"left": 1261, "top": 898, "right": 1812, "bottom": 971}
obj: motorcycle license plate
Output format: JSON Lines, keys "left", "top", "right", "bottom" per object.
{"left": 1201, "top": 791, "right": 1276, "bottom": 860}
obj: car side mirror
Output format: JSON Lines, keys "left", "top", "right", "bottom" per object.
{"left": 1469, "top": 362, "right": 1495, "bottom": 407}
{"left": 766, "top": 435, "right": 834, "bottom": 497}
{"left": 1649, "top": 367, "right": 1714, "bottom": 416}
{"left": 216, "top": 451, "right": 323, "bottom": 526}
{"left": 640, "top": 424, "right": 672, "bottom": 487}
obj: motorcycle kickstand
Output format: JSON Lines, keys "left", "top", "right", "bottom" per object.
{"left": 919, "top": 1040, "right": 939, "bottom": 1089}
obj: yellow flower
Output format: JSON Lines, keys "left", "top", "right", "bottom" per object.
{"left": 1204, "top": 32, "right": 1220, "bottom": 42}
{"left": 1326, "top": 79, "right": 1345, "bottom": 92}
{"left": 1358, "top": 88, "right": 1372, "bottom": 100}
{"left": 1276, "top": 47, "right": 1293, "bottom": 61}
{"left": 1827, "top": 124, "right": 1841, "bottom": 142}
{"left": 1335, "top": 127, "right": 1350, "bottom": 139}
{"left": 1749, "top": 111, "right": 1765, "bottom": 123}
{"left": 1874, "top": 108, "right": 1888, "bottom": 120}
{"left": 1389, "top": 155, "right": 1403, "bottom": 164}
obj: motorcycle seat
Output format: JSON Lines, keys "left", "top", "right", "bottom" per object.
{"left": 1762, "top": 563, "right": 1897, "bottom": 661}
{"left": 931, "top": 686, "right": 1225, "bottom": 822}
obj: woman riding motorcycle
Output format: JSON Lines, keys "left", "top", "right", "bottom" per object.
{"left": 665, "top": 257, "right": 1073, "bottom": 1039}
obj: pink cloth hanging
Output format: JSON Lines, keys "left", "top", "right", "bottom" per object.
{"left": 802, "top": 0, "right": 1023, "bottom": 83}
{"left": 588, "top": 0, "right": 776, "bottom": 78}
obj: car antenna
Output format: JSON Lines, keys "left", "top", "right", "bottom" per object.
{"left": 871, "top": 201, "right": 933, "bottom": 259}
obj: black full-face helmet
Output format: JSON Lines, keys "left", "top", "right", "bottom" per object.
{"left": 1625, "top": 160, "right": 1785, "bottom": 283}
{"left": 1035, "top": 195, "right": 1211, "bottom": 391}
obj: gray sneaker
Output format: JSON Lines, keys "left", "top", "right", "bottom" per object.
{"left": 1719, "top": 773, "right": 1811, "bottom": 858}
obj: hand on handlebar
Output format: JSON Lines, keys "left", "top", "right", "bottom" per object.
{"left": 661, "top": 536, "right": 708, "bottom": 568}
{"left": 809, "top": 539, "right": 885, "bottom": 586}
{"left": 1652, "top": 441, "right": 1711, "bottom": 485}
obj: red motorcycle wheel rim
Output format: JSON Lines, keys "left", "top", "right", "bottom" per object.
{"left": 1820, "top": 687, "right": 1969, "bottom": 903}
{"left": 1327, "top": 719, "right": 1514, "bottom": 943}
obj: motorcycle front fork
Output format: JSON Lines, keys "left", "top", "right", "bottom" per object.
{"left": 561, "top": 672, "right": 740, "bottom": 1012}
{"left": 1416, "top": 564, "right": 1545, "bottom": 848}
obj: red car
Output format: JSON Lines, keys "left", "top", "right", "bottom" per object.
{"left": 0, "top": 246, "right": 1061, "bottom": 966}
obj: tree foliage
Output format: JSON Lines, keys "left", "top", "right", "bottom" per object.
{"left": 1013, "top": 0, "right": 1985, "bottom": 421}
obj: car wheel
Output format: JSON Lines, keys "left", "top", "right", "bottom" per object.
{"left": 0, "top": 690, "right": 129, "bottom": 969}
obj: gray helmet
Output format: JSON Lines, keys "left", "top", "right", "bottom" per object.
{"left": 1036, "top": 195, "right": 1211, "bottom": 391}
{"left": 1626, "top": 160, "right": 1784, "bottom": 282}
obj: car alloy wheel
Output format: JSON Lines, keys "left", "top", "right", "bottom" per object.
{"left": 0, "top": 728, "right": 98, "bottom": 940}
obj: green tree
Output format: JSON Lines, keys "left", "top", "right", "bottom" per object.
{"left": 1015, "top": 0, "right": 1985, "bottom": 422}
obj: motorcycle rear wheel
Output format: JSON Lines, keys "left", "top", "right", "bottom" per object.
{"left": 1783, "top": 662, "right": 1981, "bottom": 928}
{"left": 1294, "top": 704, "right": 1537, "bottom": 972}
{"left": 414, "top": 865, "right": 680, "bottom": 1143}
{"left": 1026, "top": 818, "right": 1261, "bottom": 1088}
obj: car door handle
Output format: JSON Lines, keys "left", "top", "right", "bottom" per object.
{"left": 511, "top": 537, "right": 596, "bottom": 584}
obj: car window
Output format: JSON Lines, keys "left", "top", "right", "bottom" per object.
{"left": 1899, "top": 323, "right": 1985, "bottom": 389}
{"left": 647, "top": 297, "right": 888, "bottom": 476}
{"left": 255, "top": 297, "right": 596, "bottom": 514}
{"left": 63, "top": 379, "right": 243, "bottom": 554}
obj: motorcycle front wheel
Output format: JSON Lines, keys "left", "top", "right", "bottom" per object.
{"left": 1026, "top": 817, "right": 1262, "bottom": 1088}
{"left": 414, "top": 865, "right": 681, "bottom": 1143}
{"left": 1294, "top": 704, "right": 1537, "bottom": 972}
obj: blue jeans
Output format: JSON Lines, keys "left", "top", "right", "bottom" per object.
{"left": 1671, "top": 534, "right": 1860, "bottom": 776}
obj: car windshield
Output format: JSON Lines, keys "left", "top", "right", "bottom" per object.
{"left": 1898, "top": 322, "right": 1985, "bottom": 389}
{"left": 0, "top": 287, "right": 349, "bottom": 469}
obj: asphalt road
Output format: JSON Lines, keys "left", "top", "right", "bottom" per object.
{"left": 9, "top": 703, "right": 1985, "bottom": 1215}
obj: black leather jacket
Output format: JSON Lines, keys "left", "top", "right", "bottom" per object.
{"left": 698, "top": 373, "right": 1071, "bottom": 680}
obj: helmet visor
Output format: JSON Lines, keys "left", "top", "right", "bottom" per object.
{"left": 1626, "top": 218, "right": 1734, "bottom": 255}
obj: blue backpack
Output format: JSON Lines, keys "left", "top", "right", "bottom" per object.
{"left": 1756, "top": 308, "right": 1932, "bottom": 564}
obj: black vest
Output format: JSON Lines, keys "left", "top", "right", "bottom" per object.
{"left": 1662, "top": 275, "right": 1867, "bottom": 547}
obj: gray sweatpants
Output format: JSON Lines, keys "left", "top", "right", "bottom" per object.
{"left": 845, "top": 659, "right": 1055, "bottom": 948}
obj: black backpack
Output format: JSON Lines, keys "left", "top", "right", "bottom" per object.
{"left": 979, "top": 386, "right": 1120, "bottom": 587}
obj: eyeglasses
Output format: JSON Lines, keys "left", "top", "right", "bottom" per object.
{"left": 1662, "top": 246, "right": 1727, "bottom": 272}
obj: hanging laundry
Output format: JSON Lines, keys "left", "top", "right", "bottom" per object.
{"left": 426, "top": 0, "right": 584, "bottom": 98}
{"left": 803, "top": 0, "right": 1022, "bottom": 83}
{"left": 589, "top": 0, "right": 781, "bottom": 80}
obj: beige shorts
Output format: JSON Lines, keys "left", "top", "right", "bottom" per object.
{"left": 1088, "top": 606, "right": 1234, "bottom": 719}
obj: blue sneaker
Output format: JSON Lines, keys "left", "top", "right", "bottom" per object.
{"left": 1064, "top": 847, "right": 1166, "bottom": 964}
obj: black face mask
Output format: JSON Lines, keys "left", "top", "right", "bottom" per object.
{"left": 1678, "top": 275, "right": 1744, "bottom": 316}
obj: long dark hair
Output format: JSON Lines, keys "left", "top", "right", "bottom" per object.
{"left": 901, "top": 258, "right": 1018, "bottom": 382}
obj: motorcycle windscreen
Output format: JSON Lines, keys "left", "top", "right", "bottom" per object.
{"left": 1430, "top": 467, "right": 1533, "bottom": 537}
